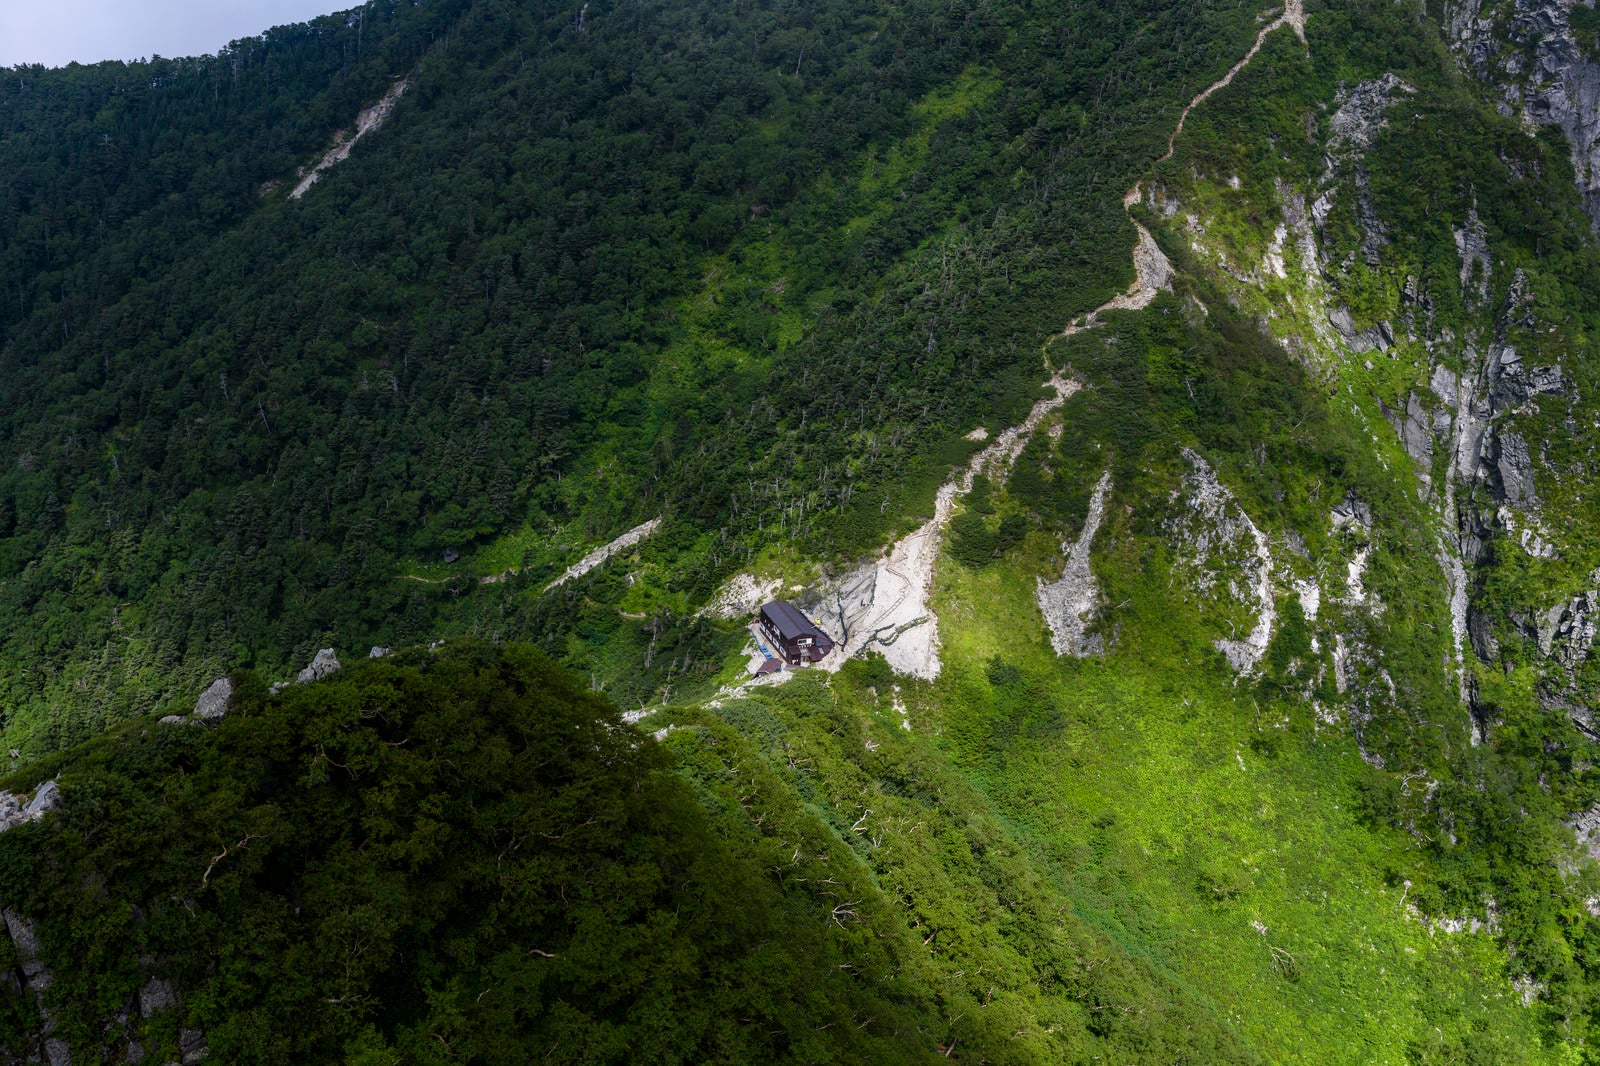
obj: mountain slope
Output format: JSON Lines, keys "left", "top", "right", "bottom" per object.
{"left": 0, "top": 0, "right": 1267, "bottom": 746}
{"left": 4, "top": 0, "right": 1600, "bottom": 1060}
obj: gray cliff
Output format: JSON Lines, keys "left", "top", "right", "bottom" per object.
{"left": 1448, "top": 0, "right": 1600, "bottom": 226}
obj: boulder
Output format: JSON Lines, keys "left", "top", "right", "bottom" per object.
{"left": 191, "top": 678, "right": 232, "bottom": 722}
{"left": 296, "top": 649, "right": 341, "bottom": 685}
{"left": 24, "top": 781, "right": 61, "bottom": 819}
{"left": 3, "top": 910, "right": 44, "bottom": 979}
{"left": 0, "top": 780, "right": 64, "bottom": 834}
{"left": 179, "top": 1028, "right": 207, "bottom": 1065}
{"left": 138, "top": 977, "right": 177, "bottom": 1019}
{"left": 1330, "top": 494, "right": 1373, "bottom": 531}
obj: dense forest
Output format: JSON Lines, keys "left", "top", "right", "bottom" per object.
{"left": 0, "top": 0, "right": 1266, "bottom": 746}
{"left": 0, "top": 644, "right": 972, "bottom": 1063}
{"left": 7, "top": 0, "right": 1600, "bottom": 1059}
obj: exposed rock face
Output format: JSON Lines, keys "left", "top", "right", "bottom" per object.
{"left": 296, "top": 648, "right": 341, "bottom": 684}
{"left": 1037, "top": 472, "right": 1113, "bottom": 657}
{"left": 1514, "top": 588, "right": 1600, "bottom": 737}
{"left": 818, "top": 377, "right": 1080, "bottom": 679}
{"left": 137, "top": 977, "right": 177, "bottom": 1019}
{"left": 1454, "top": 209, "right": 1493, "bottom": 304}
{"left": 1328, "top": 306, "right": 1395, "bottom": 353}
{"left": 1572, "top": 805, "right": 1600, "bottom": 862}
{"left": 1389, "top": 393, "right": 1435, "bottom": 470}
{"left": 1491, "top": 430, "right": 1536, "bottom": 506}
{"left": 1328, "top": 74, "right": 1415, "bottom": 153}
{"left": 178, "top": 1028, "right": 207, "bottom": 1065}
{"left": 1315, "top": 75, "right": 1416, "bottom": 264}
{"left": 191, "top": 678, "right": 232, "bottom": 722}
{"left": 1275, "top": 179, "right": 1322, "bottom": 280}
{"left": 1447, "top": 0, "right": 1600, "bottom": 226}
{"left": 0, "top": 780, "right": 62, "bottom": 834}
{"left": 1167, "top": 450, "right": 1276, "bottom": 675}
{"left": 1397, "top": 339, "right": 1564, "bottom": 500}
{"left": 1330, "top": 494, "right": 1373, "bottom": 532}
{"left": 1381, "top": 242, "right": 1574, "bottom": 746}
{"left": 1168, "top": 37, "right": 1589, "bottom": 759}
{"left": 1539, "top": 591, "right": 1600, "bottom": 667}
{"left": 4, "top": 910, "right": 45, "bottom": 983}
{"left": 1486, "top": 337, "right": 1565, "bottom": 412}
{"left": 1330, "top": 632, "right": 1393, "bottom": 767}
{"left": 1468, "top": 605, "right": 1501, "bottom": 661}
{"left": 1334, "top": 498, "right": 1378, "bottom": 611}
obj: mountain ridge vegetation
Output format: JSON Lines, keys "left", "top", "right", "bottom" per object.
{"left": 4, "top": 0, "right": 1600, "bottom": 1060}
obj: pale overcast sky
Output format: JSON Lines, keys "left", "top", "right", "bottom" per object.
{"left": 0, "top": 1, "right": 354, "bottom": 68}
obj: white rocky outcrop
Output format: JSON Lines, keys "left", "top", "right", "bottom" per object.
{"left": 1048, "top": 225, "right": 1174, "bottom": 350}
{"left": 1328, "top": 74, "right": 1417, "bottom": 155}
{"left": 1317, "top": 75, "right": 1417, "bottom": 267}
{"left": 192, "top": 677, "right": 232, "bottom": 722}
{"left": 1169, "top": 450, "right": 1276, "bottom": 675}
{"left": 819, "top": 377, "right": 1080, "bottom": 678}
{"left": 700, "top": 573, "right": 785, "bottom": 620}
{"left": 1538, "top": 591, "right": 1600, "bottom": 668}
{"left": 1454, "top": 208, "right": 1492, "bottom": 305}
{"left": 1529, "top": 588, "right": 1600, "bottom": 740}
{"left": 0, "top": 780, "right": 62, "bottom": 834}
{"left": 161, "top": 675, "right": 235, "bottom": 725}
{"left": 1037, "top": 472, "right": 1114, "bottom": 657}
{"left": 296, "top": 648, "right": 342, "bottom": 685}
{"left": 544, "top": 517, "right": 662, "bottom": 591}
{"left": 1293, "top": 578, "right": 1321, "bottom": 621}
{"left": 291, "top": 78, "right": 410, "bottom": 199}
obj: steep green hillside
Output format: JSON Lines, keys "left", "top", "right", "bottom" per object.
{"left": 0, "top": 644, "right": 969, "bottom": 1063}
{"left": 6, "top": 0, "right": 1600, "bottom": 1060}
{"left": 0, "top": 0, "right": 1265, "bottom": 747}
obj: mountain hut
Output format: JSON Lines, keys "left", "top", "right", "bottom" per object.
{"left": 757, "top": 600, "right": 836, "bottom": 665}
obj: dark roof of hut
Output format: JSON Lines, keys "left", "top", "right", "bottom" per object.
{"left": 760, "top": 600, "right": 827, "bottom": 642}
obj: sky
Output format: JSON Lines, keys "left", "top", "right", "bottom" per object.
{"left": 0, "top": 0, "right": 352, "bottom": 68}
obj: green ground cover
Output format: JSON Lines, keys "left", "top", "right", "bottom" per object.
{"left": 930, "top": 555, "right": 1549, "bottom": 1062}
